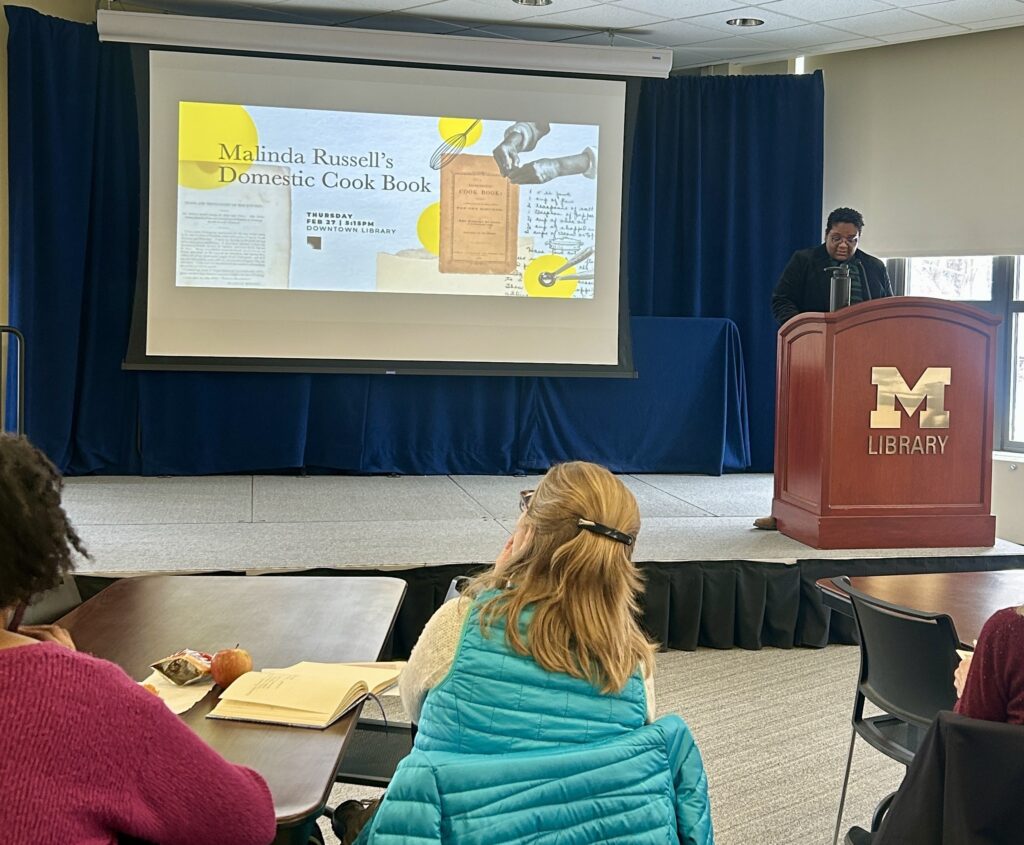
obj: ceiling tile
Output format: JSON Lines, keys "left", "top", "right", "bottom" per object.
{"left": 395, "top": 0, "right": 600, "bottom": 24}
{"left": 875, "top": 22, "right": 969, "bottom": 39}
{"left": 274, "top": 0, "right": 443, "bottom": 13}
{"left": 555, "top": 30, "right": 664, "bottom": 45}
{"left": 609, "top": 0, "right": 744, "bottom": 18}
{"left": 760, "top": 0, "right": 895, "bottom": 21}
{"left": 671, "top": 42, "right": 772, "bottom": 66}
{"left": 675, "top": 5, "right": 809, "bottom": 34}
{"left": 959, "top": 12, "right": 1024, "bottom": 27}
{"left": 906, "top": 0, "right": 1024, "bottom": 24}
{"left": 462, "top": 22, "right": 598, "bottom": 40}
{"left": 531, "top": 3, "right": 670, "bottom": 28}
{"left": 683, "top": 33, "right": 777, "bottom": 49}
{"left": 832, "top": 7, "right": 953, "bottom": 34}
{"left": 732, "top": 22, "right": 870, "bottom": 44}
{"left": 799, "top": 36, "right": 886, "bottom": 55}
{"left": 877, "top": 0, "right": 960, "bottom": 5}
{"left": 639, "top": 17, "right": 743, "bottom": 45}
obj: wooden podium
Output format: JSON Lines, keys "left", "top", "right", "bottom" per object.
{"left": 772, "top": 297, "right": 999, "bottom": 549}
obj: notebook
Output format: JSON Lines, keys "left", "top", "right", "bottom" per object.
{"left": 207, "top": 661, "right": 403, "bottom": 729}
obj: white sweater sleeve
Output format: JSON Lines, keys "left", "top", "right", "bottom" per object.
{"left": 644, "top": 670, "right": 656, "bottom": 723}
{"left": 398, "top": 597, "right": 470, "bottom": 724}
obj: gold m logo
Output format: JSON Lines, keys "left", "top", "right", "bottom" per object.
{"left": 870, "top": 367, "right": 951, "bottom": 429}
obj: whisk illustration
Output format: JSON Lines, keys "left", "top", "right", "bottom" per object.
{"left": 429, "top": 119, "right": 481, "bottom": 170}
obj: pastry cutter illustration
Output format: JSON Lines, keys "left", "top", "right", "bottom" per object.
{"left": 538, "top": 245, "right": 595, "bottom": 287}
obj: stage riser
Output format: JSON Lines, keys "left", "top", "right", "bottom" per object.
{"left": 72, "top": 553, "right": 1024, "bottom": 658}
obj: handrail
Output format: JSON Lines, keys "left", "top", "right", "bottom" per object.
{"left": 0, "top": 325, "right": 25, "bottom": 435}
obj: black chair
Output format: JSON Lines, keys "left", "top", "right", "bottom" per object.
{"left": 831, "top": 576, "right": 960, "bottom": 845}
{"left": 333, "top": 717, "right": 414, "bottom": 788}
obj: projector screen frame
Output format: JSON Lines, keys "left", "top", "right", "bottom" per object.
{"left": 123, "top": 43, "right": 640, "bottom": 378}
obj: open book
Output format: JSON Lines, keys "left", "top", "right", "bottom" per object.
{"left": 207, "top": 661, "right": 403, "bottom": 729}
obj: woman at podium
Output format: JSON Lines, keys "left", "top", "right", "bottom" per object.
{"left": 770, "top": 206, "right": 893, "bottom": 326}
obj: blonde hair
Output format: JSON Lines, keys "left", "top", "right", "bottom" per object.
{"left": 467, "top": 461, "right": 655, "bottom": 693}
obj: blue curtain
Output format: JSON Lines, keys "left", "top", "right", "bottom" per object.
{"left": 5, "top": 6, "right": 140, "bottom": 471}
{"left": 628, "top": 73, "right": 824, "bottom": 471}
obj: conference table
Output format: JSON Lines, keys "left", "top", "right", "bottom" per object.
{"left": 57, "top": 575, "right": 407, "bottom": 844}
{"left": 817, "top": 570, "right": 1024, "bottom": 647}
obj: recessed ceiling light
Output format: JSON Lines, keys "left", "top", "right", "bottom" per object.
{"left": 513, "top": 0, "right": 553, "bottom": 5}
{"left": 726, "top": 17, "right": 765, "bottom": 27}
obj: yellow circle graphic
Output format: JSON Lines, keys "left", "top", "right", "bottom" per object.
{"left": 417, "top": 203, "right": 441, "bottom": 255}
{"left": 178, "top": 102, "right": 258, "bottom": 190}
{"left": 524, "top": 255, "right": 579, "bottom": 298}
{"left": 437, "top": 117, "right": 483, "bottom": 149}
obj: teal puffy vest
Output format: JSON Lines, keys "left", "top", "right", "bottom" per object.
{"left": 414, "top": 594, "right": 649, "bottom": 754}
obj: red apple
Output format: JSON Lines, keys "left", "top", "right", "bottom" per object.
{"left": 211, "top": 647, "right": 253, "bottom": 688}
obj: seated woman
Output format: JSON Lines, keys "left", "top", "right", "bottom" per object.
{"left": 954, "top": 604, "right": 1024, "bottom": 724}
{"left": 0, "top": 434, "right": 277, "bottom": 845}
{"left": 345, "top": 461, "right": 712, "bottom": 845}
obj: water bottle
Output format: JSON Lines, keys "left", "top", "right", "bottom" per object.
{"left": 830, "top": 265, "right": 851, "bottom": 311}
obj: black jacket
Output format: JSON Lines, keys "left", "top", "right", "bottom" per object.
{"left": 771, "top": 243, "right": 893, "bottom": 327}
{"left": 872, "top": 710, "right": 1024, "bottom": 845}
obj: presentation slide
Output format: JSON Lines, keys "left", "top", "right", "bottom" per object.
{"left": 143, "top": 52, "right": 627, "bottom": 368}
{"left": 177, "top": 103, "right": 599, "bottom": 300}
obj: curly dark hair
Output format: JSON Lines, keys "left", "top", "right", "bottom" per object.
{"left": 0, "top": 434, "right": 88, "bottom": 608}
{"left": 825, "top": 207, "right": 865, "bottom": 236}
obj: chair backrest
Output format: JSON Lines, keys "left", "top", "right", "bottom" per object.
{"left": 834, "top": 577, "right": 959, "bottom": 728}
{"left": 23, "top": 575, "right": 82, "bottom": 625}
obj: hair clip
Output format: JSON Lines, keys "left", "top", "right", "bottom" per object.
{"left": 576, "top": 518, "right": 634, "bottom": 546}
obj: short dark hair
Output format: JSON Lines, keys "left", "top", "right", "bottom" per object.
{"left": 0, "top": 434, "right": 87, "bottom": 609}
{"left": 825, "top": 207, "right": 865, "bottom": 236}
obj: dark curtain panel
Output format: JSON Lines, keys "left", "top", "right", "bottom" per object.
{"left": 5, "top": 6, "right": 140, "bottom": 471}
{"left": 628, "top": 72, "right": 824, "bottom": 471}
{"left": 131, "top": 317, "right": 746, "bottom": 475}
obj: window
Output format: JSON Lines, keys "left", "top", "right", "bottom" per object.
{"left": 891, "top": 255, "right": 1023, "bottom": 452}
{"left": 1012, "top": 314, "right": 1024, "bottom": 444}
{"left": 906, "top": 257, "right": 993, "bottom": 301}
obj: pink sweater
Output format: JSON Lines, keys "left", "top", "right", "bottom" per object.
{"left": 955, "top": 606, "right": 1024, "bottom": 725}
{"left": 0, "top": 643, "right": 277, "bottom": 845}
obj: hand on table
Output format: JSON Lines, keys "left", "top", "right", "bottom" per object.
{"left": 18, "top": 624, "right": 76, "bottom": 650}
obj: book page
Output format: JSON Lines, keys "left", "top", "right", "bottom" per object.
{"left": 218, "top": 670, "right": 360, "bottom": 715}
{"left": 271, "top": 662, "right": 402, "bottom": 695}
{"left": 176, "top": 163, "right": 291, "bottom": 288}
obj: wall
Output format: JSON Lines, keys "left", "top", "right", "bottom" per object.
{"left": 0, "top": 1, "right": 96, "bottom": 424}
{"left": 993, "top": 453, "right": 1024, "bottom": 543}
{"left": 738, "top": 59, "right": 791, "bottom": 75}
{"left": 806, "top": 27, "right": 1024, "bottom": 257}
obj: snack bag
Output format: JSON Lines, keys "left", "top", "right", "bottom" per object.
{"left": 151, "top": 649, "right": 213, "bottom": 686}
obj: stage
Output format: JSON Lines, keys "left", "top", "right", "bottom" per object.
{"left": 62, "top": 473, "right": 1024, "bottom": 654}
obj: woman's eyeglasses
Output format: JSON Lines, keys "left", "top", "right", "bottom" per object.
{"left": 519, "top": 489, "right": 535, "bottom": 513}
{"left": 828, "top": 233, "right": 859, "bottom": 247}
